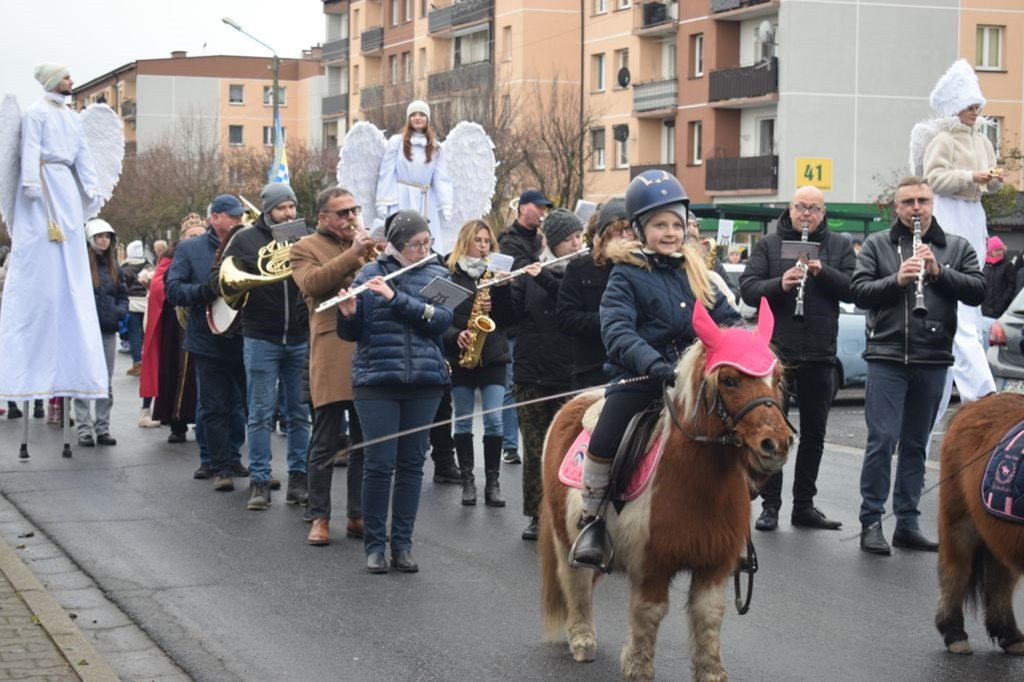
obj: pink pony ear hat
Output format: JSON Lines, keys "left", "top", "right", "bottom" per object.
{"left": 692, "top": 298, "right": 777, "bottom": 377}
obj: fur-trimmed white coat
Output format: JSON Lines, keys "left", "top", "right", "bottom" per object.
{"left": 923, "top": 118, "right": 1000, "bottom": 202}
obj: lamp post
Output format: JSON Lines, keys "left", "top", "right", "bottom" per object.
{"left": 222, "top": 16, "right": 280, "bottom": 150}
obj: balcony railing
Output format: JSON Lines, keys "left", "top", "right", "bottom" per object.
{"left": 427, "top": 61, "right": 493, "bottom": 98}
{"left": 710, "top": 0, "right": 770, "bottom": 12}
{"left": 322, "top": 37, "right": 349, "bottom": 62}
{"left": 322, "top": 93, "right": 349, "bottom": 117}
{"left": 635, "top": 1, "right": 678, "bottom": 33}
{"left": 429, "top": 0, "right": 494, "bottom": 34}
{"left": 632, "top": 78, "right": 678, "bottom": 113}
{"left": 705, "top": 155, "right": 778, "bottom": 192}
{"left": 708, "top": 58, "right": 778, "bottom": 102}
{"left": 360, "top": 26, "right": 383, "bottom": 54}
{"left": 120, "top": 99, "right": 136, "bottom": 119}
{"left": 630, "top": 163, "right": 676, "bottom": 179}
{"left": 361, "top": 84, "right": 382, "bottom": 110}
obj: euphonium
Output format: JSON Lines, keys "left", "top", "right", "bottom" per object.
{"left": 459, "top": 269, "right": 496, "bottom": 369}
{"left": 238, "top": 195, "right": 261, "bottom": 226}
{"left": 218, "top": 239, "right": 294, "bottom": 310}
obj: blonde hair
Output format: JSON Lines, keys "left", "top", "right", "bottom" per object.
{"left": 604, "top": 240, "right": 714, "bottom": 308}
{"left": 446, "top": 219, "right": 498, "bottom": 271}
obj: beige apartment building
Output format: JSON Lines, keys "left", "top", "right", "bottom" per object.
{"left": 72, "top": 52, "right": 325, "bottom": 160}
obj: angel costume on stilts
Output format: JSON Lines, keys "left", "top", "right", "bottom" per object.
{"left": 909, "top": 60, "right": 999, "bottom": 413}
{"left": 338, "top": 108, "right": 496, "bottom": 258}
{"left": 0, "top": 63, "right": 124, "bottom": 402}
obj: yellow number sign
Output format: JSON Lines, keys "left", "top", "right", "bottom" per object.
{"left": 795, "top": 158, "right": 832, "bottom": 191}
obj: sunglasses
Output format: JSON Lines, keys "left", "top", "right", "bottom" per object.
{"left": 330, "top": 206, "right": 362, "bottom": 219}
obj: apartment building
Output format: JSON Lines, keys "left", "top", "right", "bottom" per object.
{"left": 72, "top": 51, "right": 325, "bottom": 158}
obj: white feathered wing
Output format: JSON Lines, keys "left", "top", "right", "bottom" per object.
{"left": 338, "top": 121, "right": 387, "bottom": 235}
{"left": 78, "top": 103, "right": 124, "bottom": 219}
{"left": 442, "top": 121, "right": 496, "bottom": 230}
{"left": 0, "top": 95, "right": 22, "bottom": 235}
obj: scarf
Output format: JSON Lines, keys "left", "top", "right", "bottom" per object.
{"left": 642, "top": 248, "right": 684, "bottom": 270}
{"left": 458, "top": 256, "right": 487, "bottom": 280}
{"left": 539, "top": 247, "right": 569, "bottom": 275}
{"left": 384, "top": 242, "right": 416, "bottom": 268}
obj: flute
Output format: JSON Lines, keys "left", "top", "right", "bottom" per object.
{"left": 314, "top": 256, "right": 433, "bottom": 313}
{"left": 476, "top": 247, "right": 590, "bottom": 289}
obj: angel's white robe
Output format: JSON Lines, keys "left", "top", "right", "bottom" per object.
{"left": 376, "top": 133, "right": 455, "bottom": 255}
{"left": 0, "top": 92, "right": 108, "bottom": 400}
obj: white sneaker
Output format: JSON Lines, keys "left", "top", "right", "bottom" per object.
{"left": 138, "top": 408, "right": 161, "bottom": 428}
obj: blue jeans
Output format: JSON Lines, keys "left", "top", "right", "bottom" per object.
{"left": 127, "top": 312, "right": 144, "bottom": 364}
{"left": 859, "top": 361, "right": 947, "bottom": 530}
{"left": 243, "top": 338, "right": 310, "bottom": 484}
{"left": 452, "top": 384, "right": 504, "bottom": 436}
{"left": 194, "top": 353, "right": 247, "bottom": 476}
{"left": 356, "top": 393, "right": 441, "bottom": 554}
{"left": 194, "top": 367, "right": 246, "bottom": 467}
{"left": 502, "top": 338, "right": 519, "bottom": 451}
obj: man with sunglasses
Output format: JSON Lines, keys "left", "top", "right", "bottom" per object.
{"left": 290, "top": 188, "right": 377, "bottom": 544}
{"left": 851, "top": 178, "right": 985, "bottom": 555}
{"left": 740, "top": 185, "right": 855, "bottom": 533}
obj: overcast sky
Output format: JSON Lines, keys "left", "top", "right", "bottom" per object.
{"left": 4, "top": 1, "right": 326, "bottom": 107}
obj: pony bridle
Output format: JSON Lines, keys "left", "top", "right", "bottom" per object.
{"left": 663, "top": 378, "right": 796, "bottom": 448}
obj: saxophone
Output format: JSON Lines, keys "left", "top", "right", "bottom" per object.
{"left": 459, "top": 269, "right": 497, "bottom": 369}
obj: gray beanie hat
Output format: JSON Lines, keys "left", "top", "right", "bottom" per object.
{"left": 543, "top": 208, "right": 583, "bottom": 248}
{"left": 385, "top": 210, "right": 430, "bottom": 250}
{"left": 596, "top": 198, "right": 627, "bottom": 237}
{"left": 260, "top": 182, "right": 297, "bottom": 214}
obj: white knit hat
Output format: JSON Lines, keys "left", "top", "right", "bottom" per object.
{"left": 33, "top": 62, "right": 69, "bottom": 92}
{"left": 929, "top": 59, "right": 986, "bottom": 117}
{"left": 406, "top": 100, "right": 430, "bottom": 121}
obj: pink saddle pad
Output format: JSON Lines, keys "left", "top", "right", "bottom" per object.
{"left": 558, "top": 428, "right": 665, "bottom": 502}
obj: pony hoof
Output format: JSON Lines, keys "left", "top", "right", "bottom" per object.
{"left": 947, "top": 640, "right": 972, "bottom": 655}
{"left": 621, "top": 657, "right": 654, "bottom": 681}
{"left": 1003, "top": 641, "right": 1024, "bottom": 656}
{"left": 694, "top": 666, "right": 728, "bottom": 682}
{"left": 569, "top": 636, "right": 597, "bottom": 663}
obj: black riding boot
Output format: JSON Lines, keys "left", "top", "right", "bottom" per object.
{"left": 482, "top": 435, "right": 506, "bottom": 507}
{"left": 454, "top": 433, "right": 476, "bottom": 506}
{"left": 570, "top": 516, "right": 614, "bottom": 573}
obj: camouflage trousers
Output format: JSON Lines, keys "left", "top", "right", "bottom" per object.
{"left": 513, "top": 383, "right": 568, "bottom": 518}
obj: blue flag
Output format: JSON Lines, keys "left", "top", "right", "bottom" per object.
{"left": 268, "top": 110, "right": 289, "bottom": 184}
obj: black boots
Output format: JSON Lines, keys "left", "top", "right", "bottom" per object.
{"left": 570, "top": 516, "right": 614, "bottom": 573}
{"left": 454, "top": 433, "right": 476, "bottom": 506}
{"left": 482, "top": 435, "right": 505, "bottom": 507}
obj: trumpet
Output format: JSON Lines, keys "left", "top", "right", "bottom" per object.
{"left": 477, "top": 247, "right": 590, "bottom": 289}
{"left": 912, "top": 217, "right": 927, "bottom": 319}
{"left": 793, "top": 224, "right": 809, "bottom": 322}
{"left": 315, "top": 255, "right": 434, "bottom": 312}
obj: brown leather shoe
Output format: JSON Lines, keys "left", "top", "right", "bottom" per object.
{"left": 345, "top": 516, "right": 364, "bottom": 539}
{"left": 307, "top": 519, "right": 330, "bottom": 546}
{"left": 126, "top": 362, "right": 141, "bottom": 376}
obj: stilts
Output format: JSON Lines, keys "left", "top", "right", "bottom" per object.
{"left": 61, "top": 397, "right": 71, "bottom": 458}
{"left": 18, "top": 401, "right": 29, "bottom": 460}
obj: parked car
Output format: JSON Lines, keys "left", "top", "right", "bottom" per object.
{"left": 987, "top": 287, "right": 1024, "bottom": 393}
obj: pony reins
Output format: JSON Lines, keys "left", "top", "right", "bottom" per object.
{"left": 663, "top": 379, "right": 796, "bottom": 447}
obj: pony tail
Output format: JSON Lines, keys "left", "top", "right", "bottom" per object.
{"left": 681, "top": 243, "right": 714, "bottom": 308}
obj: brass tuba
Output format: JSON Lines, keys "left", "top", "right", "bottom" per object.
{"left": 458, "top": 269, "right": 496, "bottom": 369}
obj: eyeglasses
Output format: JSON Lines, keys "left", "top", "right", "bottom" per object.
{"left": 792, "top": 204, "right": 823, "bottom": 215}
{"left": 330, "top": 206, "right": 362, "bottom": 219}
{"left": 898, "top": 197, "right": 932, "bottom": 207}
{"left": 405, "top": 237, "right": 435, "bottom": 251}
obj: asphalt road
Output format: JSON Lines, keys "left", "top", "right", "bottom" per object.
{"left": 0, "top": 357, "right": 1021, "bottom": 682}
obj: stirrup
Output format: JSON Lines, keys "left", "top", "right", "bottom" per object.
{"left": 569, "top": 516, "right": 615, "bottom": 574}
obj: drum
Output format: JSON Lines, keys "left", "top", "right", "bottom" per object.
{"left": 206, "top": 297, "right": 240, "bottom": 335}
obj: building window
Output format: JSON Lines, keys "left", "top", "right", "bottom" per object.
{"left": 663, "top": 41, "right": 676, "bottom": 79}
{"left": 401, "top": 52, "right": 412, "bottom": 82}
{"left": 389, "top": 55, "right": 398, "bottom": 84}
{"left": 617, "top": 0, "right": 630, "bottom": 9}
{"left": 692, "top": 34, "right": 704, "bottom": 78}
{"left": 985, "top": 116, "right": 1002, "bottom": 153}
{"left": 595, "top": 0, "right": 607, "bottom": 14}
{"left": 592, "top": 53, "right": 606, "bottom": 92}
{"left": 688, "top": 121, "right": 702, "bottom": 165}
{"left": 616, "top": 135, "right": 629, "bottom": 168}
{"left": 418, "top": 47, "right": 427, "bottom": 78}
{"left": 454, "top": 28, "right": 489, "bottom": 66}
{"left": 592, "top": 128, "right": 606, "bottom": 170}
{"left": 263, "top": 125, "right": 286, "bottom": 146}
{"left": 263, "top": 86, "right": 286, "bottom": 106}
{"left": 614, "top": 49, "right": 629, "bottom": 89}
{"left": 503, "top": 26, "right": 512, "bottom": 62}
{"left": 353, "top": 64, "right": 360, "bottom": 90}
{"left": 663, "top": 120, "right": 675, "bottom": 165}
{"left": 404, "top": 0, "right": 412, "bottom": 22}
{"left": 421, "top": 0, "right": 427, "bottom": 18}
{"left": 228, "top": 125, "right": 243, "bottom": 146}
{"left": 391, "top": 0, "right": 399, "bottom": 26}
{"left": 228, "top": 84, "right": 244, "bottom": 105}
{"left": 758, "top": 118, "right": 775, "bottom": 155}
{"left": 976, "top": 26, "right": 1004, "bottom": 70}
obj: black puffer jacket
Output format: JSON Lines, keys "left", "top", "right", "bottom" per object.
{"left": 511, "top": 264, "right": 571, "bottom": 387}
{"left": 983, "top": 258, "right": 1015, "bottom": 318}
{"left": 498, "top": 221, "right": 556, "bottom": 339}
{"left": 219, "top": 214, "right": 310, "bottom": 345}
{"left": 443, "top": 265, "right": 515, "bottom": 387}
{"left": 851, "top": 218, "right": 986, "bottom": 366}
{"left": 739, "top": 212, "right": 855, "bottom": 363}
{"left": 555, "top": 253, "right": 610, "bottom": 385}
{"left": 92, "top": 251, "right": 129, "bottom": 334}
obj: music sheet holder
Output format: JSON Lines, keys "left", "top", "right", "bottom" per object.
{"left": 780, "top": 240, "right": 820, "bottom": 262}
{"left": 271, "top": 219, "right": 310, "bottom": 244}
{"left": 419, "top": 278, "right": 473, "bottom": 309}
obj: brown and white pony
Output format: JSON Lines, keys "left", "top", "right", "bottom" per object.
{"left": 936, "top": 392, "right": 1024, "bottom": 655}
{"left": 538, "top": 309, "right": 794, "bottom": 682}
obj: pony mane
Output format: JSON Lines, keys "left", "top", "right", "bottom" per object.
{"left": 668, "top": 339, "right": 714, "bottom": 422}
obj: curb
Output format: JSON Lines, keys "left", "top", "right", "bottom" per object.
{"left": 0, "top": 534, "right": 120, "bottom": 682}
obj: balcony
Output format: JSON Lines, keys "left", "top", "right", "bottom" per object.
{"left": 630, "top": 164, "right": 676, "bottom": 179}
{"left": 632, "top": 78, "right": 678, "bottom": 116}
{"left": 322, "top": 93, "right": 349, "bottom": 117}
{"left": 429, "top": 0, "right": 494, "bottom": 35}
{"left": 705, "top": 155, "right": 778, "bottom": 193}
{"left": 634, "top": 1, "right": 678, "bottom": 38}
{"left": 710, "top": 0, "right": 770, "bottom": 13}
{"left": 361, "top": 84, "right": 382, "bottom": 110}
{"left": 360, "top": 26, "right": 383, "bottom": 54}
{"left": 322, "top": 37, "right": 349, "bottom": 63}
{"left": 120, "top": 98, "right": 136, "bottom": 119}
{"left": 427, "top": 61, "right": 493, "bottom": 98}
{"left": 709, "top": 58, "right": 778, "bottom": 105}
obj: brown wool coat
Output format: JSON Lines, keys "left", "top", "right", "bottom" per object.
{"left": 289, "top": 230, "right": 363, "bottom": 407}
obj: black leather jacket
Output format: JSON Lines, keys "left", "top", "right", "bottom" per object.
{"left": 851, "top": 218, "right": 985, "bottom": 365}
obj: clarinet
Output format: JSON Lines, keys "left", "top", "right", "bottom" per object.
{"left": 911, "top": 217, "right": 927, "bottom": 319}
{"left": 793, "top": 224, "right": 809, "bottom": 322}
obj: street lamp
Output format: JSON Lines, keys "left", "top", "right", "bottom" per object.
{"left": 221, "top": 16, "right": 280, "bottom": 150}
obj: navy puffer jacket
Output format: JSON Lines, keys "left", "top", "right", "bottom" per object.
{"left": 337, "top": 254, "right": 453, "bottom": 387}
{"left": 92, "top": 251, "right": 128, "bottom": 334}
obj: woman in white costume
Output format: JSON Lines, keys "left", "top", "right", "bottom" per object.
{"left": 375, "top": 101, "right": 455, "bottom": 255}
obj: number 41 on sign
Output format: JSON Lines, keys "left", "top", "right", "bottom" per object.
{"left": 795, "top": 158, "right": 832, "bottom": 191}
